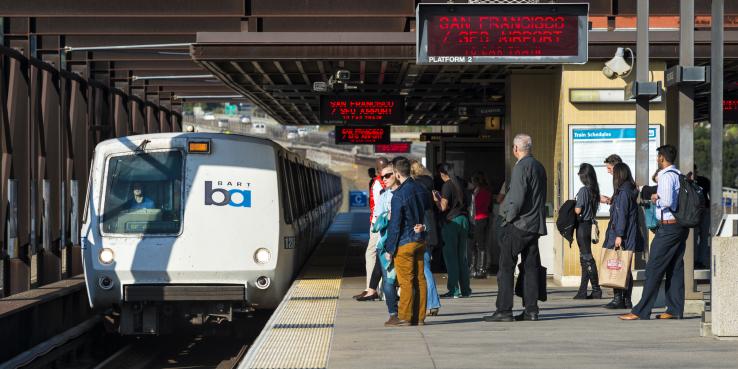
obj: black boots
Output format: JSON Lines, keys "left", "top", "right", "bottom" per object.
{"left": 475, "top": 250, "right": 488, "bottom": 279}
{"left": 573, "top": 262, "right": 589, "bottom": 299}
{"left": 469, "top": 249, "right": 478, "bottom": 278}
{"left": 573, "top": 256, "right": 603, "bottom": 299}
{"left": 604, "top": 289, "right": 626, "bottom": 309}
{"left": 586, "top": 258, "right": 603, "bottom": 299}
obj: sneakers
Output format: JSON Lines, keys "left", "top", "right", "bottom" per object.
{"left": 440, "top": 291, "right": 460, "bottom": 299}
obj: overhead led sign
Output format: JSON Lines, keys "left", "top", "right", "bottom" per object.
{"left": 375, "top": 142, "right": 412, "bottom": 154}
{"left": 335, "top": 126, "right": 391, "bottom": 145}
{"left": 320, "top": 95, "right": 405, "bottom": 124}
{"left": 416, "top": 3, "right": 589, "bottom": 65}
{"left": 725, "top": 99, "right": 738, "bottom": 122}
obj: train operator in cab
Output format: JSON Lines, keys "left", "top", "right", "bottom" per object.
{"left": 128, "top": 183, "right": 155, "bottom": 210}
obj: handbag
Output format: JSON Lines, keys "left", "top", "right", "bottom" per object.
{"left": 644, "top": 203, "right": 660, "bottom": 231}
{"left": 598, "top": 248, "right": 633, "bottom": 289}
{"left": 515, "top": 264, "right": 548, "bottom": 302}
{"left": 591, "top": 220, "right": 600, "bottom": 244}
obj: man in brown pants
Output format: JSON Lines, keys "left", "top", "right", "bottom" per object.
{"left": 384, "top": 157, "right": 431, "bottom": 326}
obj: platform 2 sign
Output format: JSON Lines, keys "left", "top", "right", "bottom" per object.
{"left": 335, "top": 126, "right": 390, "bottom": 145}
{"left": 416, "top": 3, "right": 589, "bottom": 65}
{"left": 320, "top": 95, "right": 405, "bottom": 124}
{"left": 375, "top": 142, "right": 412, "bottom": 154}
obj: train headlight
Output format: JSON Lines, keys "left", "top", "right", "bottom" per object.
{"left": 99, "top": 248, "right": 115, "bottom": 265}
{"left": 254, "top": 248, "right": 271, "bottom": 264}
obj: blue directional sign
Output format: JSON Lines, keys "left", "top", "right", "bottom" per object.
{"left": 349, "top": 191, "right": 368, "bottom": 209}
{"left": 723, "top": 197, "right": 733, "bottom": 208}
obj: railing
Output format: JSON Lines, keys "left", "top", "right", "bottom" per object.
{"left": 0, "top": 46, "right": 181, "bottom": 298}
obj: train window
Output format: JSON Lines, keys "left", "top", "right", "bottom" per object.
{"left": 101, "top": 150, "right": 183, "bottom": 235}
{"left": 292, "top": 161, "right": 305, "bottom": 217}
{"left": 279, "top": 156, "right": 293, "bottom": 224}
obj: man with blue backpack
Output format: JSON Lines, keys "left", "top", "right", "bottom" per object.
{"left": 620, "top": 144, "right": 705, "bottom": 321}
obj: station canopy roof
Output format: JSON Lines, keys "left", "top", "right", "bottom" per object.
{"left": 3, "top": 0, "right": 737, "bottom": 124}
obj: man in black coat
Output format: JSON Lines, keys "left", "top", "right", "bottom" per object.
{"left": 484, "top": 133, "right": 548, "bottom": 323}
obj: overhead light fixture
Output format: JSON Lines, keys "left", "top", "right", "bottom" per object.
{"left": 64, "top": 43, "right": 191, "bottom": 52}
{"left": 132, "top": 74, "right": 215, "bottom": 81}
{"left": 174, "top": 95, "right": 244, "bottom": 100}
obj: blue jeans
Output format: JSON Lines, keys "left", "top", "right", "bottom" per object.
{"left": 379, "top": 252, "right": 399, "bottom": 316}
{"left": 424, "top": 248, "right": 441, "bottom": 309}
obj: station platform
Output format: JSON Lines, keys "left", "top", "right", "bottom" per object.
{"left": 240, "top": 212, "right": 738, "bottom": 369}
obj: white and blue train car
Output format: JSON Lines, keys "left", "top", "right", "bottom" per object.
{"left": 81, "top": 133, "right": 341, "bottom": 334}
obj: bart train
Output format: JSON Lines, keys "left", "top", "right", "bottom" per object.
{"left": 81, "top": 133, "right": 341, "bottom": 334}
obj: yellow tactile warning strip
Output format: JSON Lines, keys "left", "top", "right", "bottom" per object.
{"left": 239, "top": 213, "right": 356, "bottom": 369}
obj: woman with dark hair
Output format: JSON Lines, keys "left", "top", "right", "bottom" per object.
{"left": 434, "top": 162, "right": 471, "bottom": 298}
{"left": 470, "top": 172, "right": 492, "bottom": 279}
{"left": 603, "top": 163, "right": 644, "bottom": 309}
{"left": 573, "top": 163, "right": 602, "bottom": 299}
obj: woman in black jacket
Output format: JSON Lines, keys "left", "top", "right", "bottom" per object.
{"left": 603, "top": 163, "right": 645, "bottom": 309}
{"left": 573, "top": 163, "right": 602, "bottom": 299}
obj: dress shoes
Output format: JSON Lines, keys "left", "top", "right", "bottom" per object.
{"left": 352, "top": 291, "right": 367, "bottom": 300}
{"left": 514, "top": 311, "right": 539, "bottom": 321}
{"left": 656, "top": 313, "right": 681, "bottom": 320}
{"left": 384, "top": 316, "right": 411, "bottom": 327}
{"left": 356, "top": 292, "right": 379, "bottom": 301}
{"left": 483, "top": 311, "right": 514, "bottom": 322}
{"left": 618, "top": 313, "right": 640, "bottom": 320}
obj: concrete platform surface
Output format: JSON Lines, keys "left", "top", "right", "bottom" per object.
{"left": 328, "top": 233, "right": 738, "bottom": 369}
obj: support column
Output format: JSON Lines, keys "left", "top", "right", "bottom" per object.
{"left": 710, "top": 0, "right": 724, "bottom": 236}
{"left": 677, "top": 0, "right": 702, "bottom": 303}
{"left": 38, "top": 68, "right": 62, "bottom": 286}
{"left": 7, "top": 56, "right": 31, "bottom": 295}
{"left": 633, "top": 0, "right": 650, "bottom": 270}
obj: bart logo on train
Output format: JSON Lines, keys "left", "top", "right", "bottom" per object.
{"left": 204, "top": 181, "right": 252, "bottom": 207}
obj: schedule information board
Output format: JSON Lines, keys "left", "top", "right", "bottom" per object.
{"left": 320, "top": 95, "right": 405, "bottom": 125}
{"left": 417, "top": 3, "right": 588, "bottom": 65}
{"left": 569, "top": 125, "right": 661, "bottom": 217}
{"left": 335, "top": 126, "right": 391, "bottom": 145}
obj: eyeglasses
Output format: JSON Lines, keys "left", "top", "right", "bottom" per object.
{"left": 382, "top": 173, "right": 394, "bottom": 179}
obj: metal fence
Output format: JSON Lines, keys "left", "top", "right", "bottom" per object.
{"left": 0, "top": 46, "right": 182, "bottom": 298}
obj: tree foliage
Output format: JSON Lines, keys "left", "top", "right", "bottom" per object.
{"left": 694, "top": 123, "right": 738, "bottom": 188}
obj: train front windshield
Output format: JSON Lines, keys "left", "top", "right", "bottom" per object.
{"left": 101, "top": 150, "right": 183, "bottom": 235}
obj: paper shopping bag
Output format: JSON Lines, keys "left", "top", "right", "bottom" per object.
{"left": 598, "top": 248, "right": 633, "bottom": 289}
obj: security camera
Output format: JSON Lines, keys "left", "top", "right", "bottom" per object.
{"left": 335, "top": 69, "right": 350, "bottom": 81}
{"left": 602, "top": 47, "right": 633, "bottom": 79}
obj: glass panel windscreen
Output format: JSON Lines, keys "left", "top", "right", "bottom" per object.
{"left": 102, "top": 151, "right": 183, "bottom": 234}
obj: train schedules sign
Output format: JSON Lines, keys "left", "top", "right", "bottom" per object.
{"left": 416, "top": 3, "right": 589, "bottom": 65}
{"left": 375, "top": 142, "right": 412, "bottom": 154}
{"left": 320, "top": 95, "right": 405, "bottom": 124}
{"left": 335, "top": 126, "right": 391, "bottom": 145}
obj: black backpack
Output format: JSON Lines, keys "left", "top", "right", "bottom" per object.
{"left": 664, "top": 170, "right": 706, "bottom": 228}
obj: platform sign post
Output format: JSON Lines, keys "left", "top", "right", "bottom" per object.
{"left": 416, "top": 3, "right": 589, "bottom": 65}
{"left": 349, "top": 191, "right": 368, "bottom": 209}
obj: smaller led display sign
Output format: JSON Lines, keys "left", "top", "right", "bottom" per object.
{"left": 320, "top": 95, "right": 405, "bottom": 124}
{"left": 335, "top": 126, "right": 391, "bottom": 145}
{"left": 417, "top": 3, "right": 589, "bottom": 65}
{"left": 725, "top": 99, "right": 738, "bottom": 122}
{"left": 375, "top": 142, "right": 412, "bottom": 154}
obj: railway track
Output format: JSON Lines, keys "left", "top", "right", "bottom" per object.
{"left": 3, "top": 312, "right": 270, "bottom": 369}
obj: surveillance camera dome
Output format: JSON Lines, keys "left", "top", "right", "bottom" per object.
{"left": 602, "top": 47, "right": 632, "bottom": 79}
{"left": 602, "top": 65, "right": 616, "bottom": 79}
